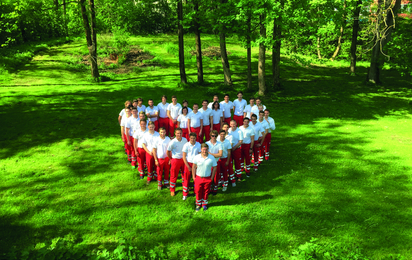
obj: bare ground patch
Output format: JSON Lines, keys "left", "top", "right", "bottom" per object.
{"left": 189, "top": 46, "right": 231, "bottom": 59}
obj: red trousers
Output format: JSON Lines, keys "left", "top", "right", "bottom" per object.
{"left": 182, "top": 128, "right": 189, "bottom": 140}
{"left": 259, "top": 140, "right": 266, "bottom": 163}
{"left": 231, "top": 147, "right": 242, "bottom": 179}
{"left": 202, "top": 125, "right": 210, "bottom": 143}
{"left": 195, "top": 175, "right": 212, "bottom": 207}
{"left": 212, "top": 161, "right": 221, "bottom": 192}
{"left": 253, "top": 143, "right": 260, "bottom": 170}
{"left": 183, "top": 162, "right": 193, "bottom": 196}
{"left": 153, "top": 120, "right": 159, "bottom": 131}
{"left": 158, "top": 117, "right": 169, "bottom": 135}
{"left": 212, "top": 123, "right": 220, "bottom": 133}
{"left": 218, "top": 158, "right": 229, "bottom": 187}
{"left": 233, "top": 115, "right": 244, "bottom": 127}
{"left": 156, "top": 157, "right": 170, "bottom": 186}
{"left": 169, "top": 118, "right": 178, "bottom": 137}
{"left": 265, "top": 133, "right": 271, "bottom": 159}
{"left": 127, "top": 136, "right": 136, "bottom": 164}
{"left": 146, "top": 152, "right": 155, "bottom": 181}
{"left": 170, "top": 158, "right": 184, "bottom": 192}
{"left": 137, "top": 147, "right": 146, "bottom": 175}
{"left": 190, "top": 127, "right": 201, "bottom": 143}
{"left": 224, "top": 117, "right": 231, "bottom": 125}
{"left": 122, "top": 133, "right": 127, "bottom": 151}
{"left": 241, "top": 143, "right": 251, "bottom": 174}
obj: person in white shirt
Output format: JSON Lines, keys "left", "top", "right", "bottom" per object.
{"left": 182, "top": 132, "right": 201, "bottom": 200}
{"left": 258, "top": 111, "right": 269, "bottom": 164}
{"left": 153, "top": 127, "right": 171, "bottom": 190}
{"left": 192, "top": 143, "right": 217, "bottom": 212}
{"left": 135, "top": 98, "right": 146, "bottom": 114}
{"left": 167, "top": 95, "right": 182, "bottom": 138}
{"left": 187, "top": 103, "right": 203, "bottom": 143}
{"left": 233, "top": 91, "right": 247, "bottom": 126}
{"left": 177, "top": 106, "right": 189, "bottom": 140}
{"left": 133, "top": 120, "right": 148, "bottom": 179}
{"left": 220, "top": 94, "right": 234, "bottom": 125}
{"left": 250, "top": 114, "right": 264, "bottom": 171}
{"left": 218, "top": 130, "right": 232, "bottom": 192}
{"left": 208, "top": 95, "right": 219, "bottom": 109}
{"left": 264, "top": 109, "right": 276, "bottom": 160}
{"left": 126, "top": 107, "right": 140, "bottom": 168}
{"left": 243, "top": 97, "right": 257, "bottom": 119}
{"left": 142, "top": 122, "right": 160, "bottom": 183}
{"left": 251, "top": 98, "right": 267, "bottom": 116}
{"left": 206, "top": 130, "right": 222, "bottom": 195}
{"left": 157, "top": 95, "right": 170, "bottom": 136}
{"left": 225, "top": 121, "right": 243, "bottom": 185}
{"left": 120, "top": 106, "right": 132, "bottom": 162}
{"left": 178, "top": 100, "right": 192, "bottom": 115}
{"left": 239, "top": 117, "right": 255, "bottom": 178}
{"left": 167, "top": 128, "right": 188, "bottom": 196}
{"left": 118, "top": 100, "right": 131, "bottom": 125}
{"left": 211, "top": 101, "right": 223, "bottom": 133}
{"left": 145, "top": 99, "right": 159, "bottom": 131}
{"left": 199, "top": 100, "right": 213, "bottom": 143}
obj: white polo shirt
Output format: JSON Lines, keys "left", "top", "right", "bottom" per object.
{"left": 119, "top": 108, "right": 125, "bottom": 117}
{"left": 244, "top": 104, "right": 257, "bottom": 118}
{"left": 137, "top": 105, "right": 146, "bottom": 114}
{"left": 126, "top": 116, "right": 140, "bottom": 136}
{"left": 207, "top": 102, "right": 214, "bottom": 109}
{"left": 145, "top": 106, "right": 159, "bottom": 122}
{"left": 187, "top": 111, "right": 203, "bottom": 128}
{"left": 177, "top": 114, "right": 189, "bottom": 129}
{"left": 219, "top": 139, "right": 232, "bottom": 159}
{"left": 228, "top": 127, "right": 244, "bottom": 148}
{"left": 251, "top": 104, "right": 266, "bottom": 116}
{"left": 259, "top": 118, "right": 269, "bottom": 133}
{"left": 154, "top": 136, "right": 171, "bottom": 159}
{"left": 142, "top": 131, "right": 160, "bottom": 152}
{"left": 251, "top": 121, "right": 263, "bottom": 141}
{"left": 157, "top": 102, "right": 169, "bottom": 118}
{"left": 199, "top": 107, "right": 213, "bottom": 126}
{"left": 167, "top": 103, "right": 182, "bottom": 120}
{"left": 220, "top": 101, "right": 234, "bottom": 118}
{"left": 182, "top": 141, "right": 201, "bottom": 163}
{"left": 266, "top": 117, "right": 276, "bottom": 133}
{"left": 206, "top": 140, "right": 222, "bottom": 163}
{"left": 133, "top": 128, "right": 148, "bottom": 148}
{"left": 233, "top": 99, "right": 247, "bottom": 116}
{"left": 239, "top": 125, "right": 255, "bottom": 144}
{"left": 193, "top": 154, "right": 217, "bottom": 177}
{"left": 211, "top": 109, "right": 223, "bottom": 125}
{"left": 167, "top": 137, "right": 188, "bottom": 159}
{"left": 121, "top": 116, "right": 131, "bottom": 135}
{"left": 178, "top": 107, "right": 192, "bottom": 115}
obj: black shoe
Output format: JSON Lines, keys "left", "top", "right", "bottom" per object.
{"left": 211, "top": 191, "right": 217, "bottom": 196}
{"left": 140, "top": 175, "right": 144, "bottom": 180}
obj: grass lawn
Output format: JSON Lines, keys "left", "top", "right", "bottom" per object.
{"left": 1, "top": 34, "right": 412, "bottom": 259}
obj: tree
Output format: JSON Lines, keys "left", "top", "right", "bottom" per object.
{"left": 193, "top": 0, "right": 203, "bottom": 84}
{"left": 349, "top": 0, "right": 362, "bottom": 74}
{"left": 258, "top": 12, "right": 266, "bottom": 96}
{"left": 219, "top": 0, "right": 233, "bottom": 85}
{"left": 330, "top": 0, "right": 347, "bottom": 60}
{"left": 177, "top": 0, "right": 187, "bottom": 84}
{"left": 272, "top": 0, "right": 284, "bottom": 90}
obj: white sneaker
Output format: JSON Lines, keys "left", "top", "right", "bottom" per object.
{"left": 182, "top": 196, "right": 187, "bottom": 201}
{"left": 232, "top": 182, "right": 236, "bottom": 187}
{"left": 222, "top": 186, "right": 227, "bottom": 192}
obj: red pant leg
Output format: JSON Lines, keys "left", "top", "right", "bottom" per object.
{"left": 126, "top": 136, "right": 133, "bottom": 162}
{"left": 183, "top": 162, "right": 193, "bottom": 196}
{"left": 157, "top": 158, "right": 170, "bottom": 186}
{"left": 128, "top": 136, "right": 137, "bottom": 167}
{"left": 233, "top": 115, "right": 243, "bottom": 127}
{"left": 219, "top": 158, "right": 229, "bottom": 187}
{"left": 154, "top": 120, "right": 159, "bottom": 132}
{"left": 202, "top": 178, "right": 212, "bottom": 206}
{"left": 194, "top": 175, "right": 203, "bottom": 206}
{"left": 182, "top": 128, "right": 189, "bottom": 140}
{"left": 212, "top": 124, "right": 220, "bottom": 133}
{"left": 265, "top": 133, "right": 271, "bottom": 159}
{"left": 232, "top": 147, "right": 242, "bottom": 179}
{"left": 170, "top": 158, "right": 183, "bottom": 192}
{"left": 241, "top": 143, "right": 251, "bottom": 174}
{"left": 146, "top": 152, "right": 155, "bottom": 181}
{"left": 212, "top": 162, "right": 220, "bottom": 191}
{"left": 253, "top": 144, "right": 260, "bottom": 170}
{"left": 159, "top": 117, "right": 169, "bottom": 136}
{"left": 137, "top": 148, "right": 146, "bottom": 175}
{"left": 190, "top": 127, "right": 201, "bottom": 143}
{"left": 203, "top": 125, "right": 210, "bottom": 143}
{"left": 169, "top": 119, "right": 176, "bottom": 138}
{"left": 224, "top": 117, "right": 231, "bottom": 125}
{"left": 123, "top": 133, "right": 127, "bottom": 152}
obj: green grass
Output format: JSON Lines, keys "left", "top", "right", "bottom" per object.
{"left": 0, "top": 34, "right": 412, "bottom": 259}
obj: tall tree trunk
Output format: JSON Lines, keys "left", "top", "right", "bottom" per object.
{"left": 177, "top": 0, "right": 187, "bottom": 84}
{"left": 220, "top": 32, "right": 232, "bottom": 85}
{"left": 258, "top": 13, "right": 266, "bottom": 96}
{"left": 331, "top": 0, "right": 347, "bottom": 61}
{"left": 349, "top": 0, "right": 362, "bottom": 74}
{"left": 246, "top": 13, "right": 252, "bottom": 89}
{"left": 194, "top": 1, "right": 203, "bottom": 84}
{"left": 63, "top": 0, "right": 68, "bottom": 36}
{"left": 79, "top": 0, "right": 99, "bottom": 79}
{"left": 316, "top": 7, "right": 322, "bottom": 60}
{"left": 272, "top": 16, "right": 282, "bottom": 90}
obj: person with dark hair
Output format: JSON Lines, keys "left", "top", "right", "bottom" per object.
{"left": 146, "top": 99, "right": 159, "bottom": 131}
{"left": 208, "top": 95, "right": 219, "bottom": 109}
{"left": 244, "top": 97, "right": 257, "bottom": 119}
{"left": 120, "top": 106, "right": 132, "bottom": 161}
{"left": 220, "top": 94, "right": 234, "bottom": 125}
{"left": 250, "top": 114, "right": 264, "bottom": 172}
{"left": 167, "top": 95, "right": 182, "bottom": 138}
{"left": 200, "top": 99, "right": 213, "bottom": 143}
{"left": 136, "top": 97, "right": 146, "bottom": 114}
{"left": 179, "top": 100, "right": 192, "bottom": 115}
{"left": 239, "top": 117, "right": 255, "bottom": 179}
{"left": 187, "top": 103, "right": 203, "bottom": 143}
{"left": 264, "top": 109, "right": 276, "bottom": 160}
{"left": 126, "top": 107, "right": 140, "bottom": 168}
{"left": 233, "top": 91, "right": 247, "bottom": 126}
{"left": 167, "top": 128, "right": 188, "bottom": 196}
{"left": 251, "top": 98, "right": 266, "bottom": 116}
{"left": 177, "top": 106, "right": 189, "bottom": 140}
{"left": 218, "top": 129, "right": 232, "bottom": 192}
{"left": 142, "top": 121, "right": 160, "bottom": 184}
{"left": 182, "top": 132, "right": 201, "bottom": 200}
{"left": 192, "top": 143, "right": 217, "bottom": 212}
{"left": 211, "top": 101, "right": 223, "bottom": 133}
{"left": 227, "top": 120, "right": 243, "bottom": 184}
{"left": 153, "top": 127, "right": 171, "bottom": 190}
{"left": 133, "top": 119, "right": 148, "bottom": 179}
{"left": 206, "top": 130, "right": 222, "bottom": 195}
{"left": 118, "top": 100, "right": 132, "bottom": 125}
{"left": 157, "top": 95, "right": 169, "bottom": 135}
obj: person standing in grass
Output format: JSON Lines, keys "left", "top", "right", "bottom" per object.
{"left": 208, "top": 95, "right": 219, "bottom": 109}
{"left": 264, "top": 109, "right": 276, "bottom": 160}
{"left": 136, "top": 98, "right": 146, "bottom": 114}
{"left": 182, "top": 132, "right": 201, "bottom": 200}
{"left": 126, "top": 107, "right": 140, "bottom": 168}
{"left": 239, "top": 117, "right": 254, "bottom": 179}
{"left": 227, "top": 120, "right": 243, "bottom": 183}
{"left": 211, "top": 101, "right": 223, "bottom": 133}
{"left": 192, "top": 143, "right": 217, "bottom": 212}
{"left": 133, "top": 120, "right": 148, "bottom": 179}
{"left": 178, "top": 100, "right": 192, "bottom": 115}
{"left": 258, "top": 111, "right": 269, "bottom": 164}
{"left": 250, "top": 114, "right": 264, "bottom": 171}
{"left": 157, "top": 95, "right": 169, "bottom": 136}
{"left": 233, "top": 91, "right": 247, "bottom": 126}
{"left": 251, "top": 98, "right": 266, "bottom": 116}
{"left": 167, "top": 128, "right": 188, "bottom": 196}
{"left": 146, "top": 99, "right": 159, "bottom": 131}
{"left": 218, "top": 129, "right": 232, "bottom": 192}
{"left": 199, "top": 100, "right": 213, "bottom": 143}
{"left": 243, "top": 97, "right": 256, "bottom": 119}
{"left": 118, "top": 100, "right": 131, "bottom": 125}
{"left": 167, "top": 95, "right": 182, "bottom": 138}
{"left": 220, "top": 94, "right": 234, "bottom": 125}
{"left": 120, "top": 106, "right": 132, "bottom": 161}
{"left": 153, "top": 127, "right": 171, "bottom": 190}
{"left": 142, "top": 122, "right": 159, "bottom": 184}
{"left": 177, "top": 106, "right": 189, "bottom": 140}
{"left": 206, "top": 130, "right": 222, "bottom": 195}
{"left": 187, "top": 103, "right": 203, "bottom": 143}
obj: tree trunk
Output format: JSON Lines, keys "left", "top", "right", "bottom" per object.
{"left": 194, "top": 1, "right": 203, "bottom": 84}
{"left": 272, "top": 17, "right": 281, "bottom": 90}
{"left": 349, "top": 0, "right": 362, "bottom": 74}
{"left": 177, "top": 0, "right": 187, "bottom": 84}
{"left": 89, "top": 0, "right": 99, "bottom": 78}
{"left": 258, "top": 13, "right": 266, "bottom": 96}
{"left": 246, "top": 13, "right": 252, "bottom": 89}
{"left": 220, "top": 32, "right": 232, "bottom": 85}
{"left": 316, "top": 7, "right": 322, "bottom": 60}
{"left": 63, "top": 0, "right": 68, "bottom": 36}
{"left": 331, "top": 0, "right": 347, "bottom": 61}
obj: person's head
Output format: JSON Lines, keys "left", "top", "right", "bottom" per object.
{"left": 255, "top": 98, "right": 262, "bottom": 106}
{"left": 124, "top": 100, "right": 132, "bottom": 108}
{"left": 148, "top": 121, "right": 155, "bottom": 132}
{"left": 182, "top": 106, "right": 188, "bottom": 115}
{"left": 201, "top": 143, "right": 209, "bottom": 155}
{"left": 210, "top": 130, "right": 218, "bottom": 140}
{"left": 251, "top": 114, "right": 257, "bottom": 123}
{"left": 171, "top": 95, "right": 177, "bottom": 104}
{"left": 132, "top": 107, "right": 138, "bottom": 117}
{"left": 213, "top": 95, "right": 219, "bottom": 102}
{"left": 137, "top": 97, "right": 143, "bottom": 106}
{"left": 161, "top": 95, "right": 167, "bottom": 104}
{"left": 189, "top": 132, "right": 197, "bottom": 144}
{"left": 237, "top": 91, "right": 243, "bottom": 100}
{"left": 182, "top": 99, "right": 189, "bottom": 107}
{"left": 175, "top": 128, "right": 182, "bottom": 139}
{"left": 159, "top": 127, "right": 166, "bottom": 138}
{"left": 224, "top": 94, "right": 229, "bottom": 102}
{"left": 222, "top": 122, "right": 230, "bottom": 133}
{"left": 264, "top": 109, "right": 270, "bottom": 118}
{"left": 140, "top": 119, "right": 147, "bottom": 130}
{"left": 249, "top": 97, "right": 255, "bottom": 105}
{"left": 213, "top": 101, "right": 220, "bottom": 110}
{"left": 258, "top": 104, "right": 264, "bottom": 111}
{"left": 132, "top": 99, "right": 138, "bottom": 107}
{"left": 148, "top": 99, "right": 154, "bottom": 107}
{"left": 202, "top": 99, "right": 208, "bottom": 108}
{"left": 193, "top": 103, "right": 199, "bottom": 112}
{"left": 125, "top": 106, "right": 132, "bottom": 117}
{"left": 230, "top": 119, "right": 237, "bottom": 130}
{"left": 139, "top": 111, "right": 145, "bottom": 120}
{"left": 259, "top": 110, "right": 265, "bottom": 120}
{"left": 243, "top": 117, "right": 250, "bottom": 127}
{"left": 219, "top": 130, "right": 226, "bottom": 140}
